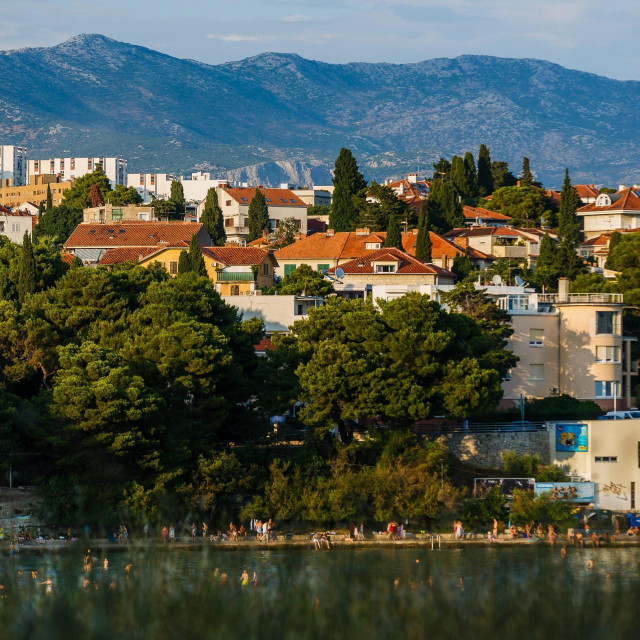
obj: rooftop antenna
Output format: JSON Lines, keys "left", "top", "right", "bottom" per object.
{"left": 491, "top": 275, "right": 503, "bottom": 286}
{"left": 515, "top": 275, "right": 524, "bottom": 287}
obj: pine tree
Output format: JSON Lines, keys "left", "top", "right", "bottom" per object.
{"left": 605, "top": 231, "right": 622, "bottom": 270}
{"left": 46, "top": 184, "right": 53, "bottom": 212}
{"left": 431, "top": 157, "right": 451, "bottom": 182}
{"left": 557, "top": 168, "right": 581, "bottom": 244}
{"left": 452, "top": 254, "right": 473, "bottom": 281}
{"left": 201, "top": 187, "right": 226, "bottom": 246}
{"left": 463, "top": 152, "right": 478, "bottom": 198}
{"left": 89, "top": 183, "right": 104, "bottom": 207}
{"left": 17, "top": 232, "right": 36, "bottom": 303}
{"left": 247, "top": 190, "right": 270, "bottom": 242}
{"left": 178, "top": 249, "right": 191, "bottom": 275}
{"left": 450, "top": 155, "right": 467, "bottom": 198}
{"left": 384, "top": 215, "right": 403, "bottom": 249}
{"left": 38, "top": 201, "right": 45, "bottom": 217}
{"left": 170, "top": 181, "right": 186, "bottom": 213}
{"left": 415, "top": 200, "right": 432, "bottom": 261}
{"left": 477, "top": 144, "right": 494, "bottom": 196}
{"left": 520, "top": 157, "right": 534, "bottom": 187}
{"left": 329, "top": 148, "right": 367, "bottom": 231}
{"left": 188, "top": 235, "right": 207, "bottom": 276}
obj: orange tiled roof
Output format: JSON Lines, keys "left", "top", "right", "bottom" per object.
{"left": 581, "top": 234, "right": 610, "bottom": 248}
{"left": 201, "top": 246, "right": 271, "bottom": 266}
{"left": 221, "top": 186, "right": 307, "bottom": 207}
{"left": 328, "top": 247, "right": 453, "bottom": 276}
{"left": 60, "top": 252, "right": 75, "bottom": 265}
{"left": 575, "top": 184, "right": 599, "bottom": 199}
{"left": 99, "top": 247, "right": 163, "bottom": 265}
{"left": 463, "top": 205, "right": 511, "bottom": 221}
{"left": 254, "top": 338, "right": 275, "bottom": 353}
{"left": 578, "top": 187, "right": 640, "bottom": 213}
{"left": 64, "top": 222, "right": 204, "bottom": 248}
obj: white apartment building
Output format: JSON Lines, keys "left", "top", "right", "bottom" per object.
{"left": 127, "top": 172, "right": 231, "bottom": 202}
{"left": 578, "top": 187, "right": 640, "bottom": 240}
{"left": 28, "top": 157, "right": 127, "bottom": 186}
{"left": 0, "top": 207, "right": 34, "bottom": 243}
{"left": 0, "top": 145, "right": 27, "bottom": 186}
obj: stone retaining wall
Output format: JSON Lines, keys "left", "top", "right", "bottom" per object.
{"left": 433, "top": 430, "right": 550, "bottom": 470}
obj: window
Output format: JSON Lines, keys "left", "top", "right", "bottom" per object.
{"left": 284, "top": 264, "right": 296, "bottom": 277}
{"left": 88, "top": 159, "right": 93, "bottom": 170}
{"left": 240, "top": 197, "right": 248, "bottom": 202}
{"left": 529, "top": 329, "right": 544, "bottom": 347}
{"left": 34, "top": 161, "right": 39, "bottom": 172}
{"left": 265, "top": 198, "right": 271, "bottom": 202}
{"left": 226, "top": 200, "right": 231, "bottom": 206}
{"left": 296, "top": 304, "right": 304, "bottom": 315}
{"left": 169, "top": 261, "right": 178, "bottom": 275}
{"left": 224, "top": 218, "right": 233, "bottom": 227}
{"left": 50, "top": 160, "right": 55, "bottom": 172}
{"left": 365, "top": 242, "right": 382, "bottom": 250}
{"left": 529, "top": 364, "right": 544, "bottom": 380}
{"left": 596, "top": 311, "right": 616, "bottom": 334}
{"left": 230, "top": 285, "right": 240, "bottom": 295}
{"left": 595, "top": 381, "right": 618, "bottom": 397}
{"left": 137, "top": 212, "right": 149, "bottom": 221}
{"left": 507, "top": 296, "right": 529, "bottom": 311}
{"left": 70, "top": 158, "right": 75, "bottom": 170}
{"left": 594, "top": 456, "right": 618, "bottom": 462}
{"left": 375, "top": 264, "right": 396, "bottom": 273}
{"left": 317, "top": 264, "right": 329, "bottom": 272}
{"left": 140, "top": 175, "right": 144, "bottom": 186}
{"left": 596, "top": 346, "right": 620, "bottom": 363}
{"left": 281, "top": 198, "right": 287, "bottom": 203}
{"left": 290, "top": 199, "right": 297, "bottom": 203}
{"left": 262, "top": 263, "right": 269, "bottom": 275}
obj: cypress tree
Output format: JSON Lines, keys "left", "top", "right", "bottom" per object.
{"left": 201, "top": 187, "right": 226, "bottom": 246}
{"left": 178, "top": 249, "right": 191, "bottom": 275}
{"left": 170, "top": 181, "right": 186, "bottom": 213}
{"left": 605, "top": 231, "right": 622, "bottom": 270}
{"left": 432, "top": 157, "right": 451, "bottom": 182}
{"left": 520, "top": 157, "right": 534, "bottom": 187}
{"left": 89, "top": 183, "right": 104, "bottom": 207}
{"left": 450, "top": 155, "right": 466, "bottom": 198}
{"left": 463, "top": 151, "right": 478, "bottom": 198}
{"left": 452, "top": 254, "right": 473, "bottom": 281}
{"left": 247, "top": 190, "right": 270, "bottom": 242}
{"left": 557, "top": 168, "right": 581, "bottom": 244}
{"left": 415, "top": 200, "right": 432, "bottom": 262}
{"left": 477, "top": 144, "right": 493, "bottom": 196}
{"left": 17, "top": 231, "right": 36, "bottom": 302}
{"left": 188, "top": 235, "right": 207, "bottom": 276}
{"left": 440, "top": 181, "right": 464, "bottom": 230}
{"left": 46, "top": 184, "right": 53, "bottom": 212}
{"left": 384, "top": 215, "right": 403, "bottom": 249}
{"left": 38, "top": 201, "right": 45, "bottom": 217}
{"left": 426, "top": 181, "right": 454, "bottom": 234}
{"left": 329, "top": 148, "right": 366, "bottom": 231}
{"left": 534, "top": 233, "right": 560, "bottom": 290}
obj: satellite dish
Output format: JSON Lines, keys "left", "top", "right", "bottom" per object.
{"left": 515, "top": 275, "right": 524, "bottom": 286}
{"left": 335, "top": 267, "right": 345, "bottom": 279}
{"left": 491, "top": 275, "right": 502, "bottom": 286}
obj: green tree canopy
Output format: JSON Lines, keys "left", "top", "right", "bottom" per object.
{"left": 17, "top": 232, "right": 36, "bottom": 303}
{"left": 247, "top": 190, "right": 270, "bottom": 242}
{"left": 384, "top": 215, "right": 403, "bottom": 249}
{"left": 415, "top": 200, "right": 432, "bottom": 262}
{"left": 329, "top": 148, "right": 367, "bottom": 231}
{"left": 200, "top": 187, "right": 226, "bottom": 246}
{"left": 520, "top": 157, "right": 534, "bottom": 187}
{"left": 188, "top": 235, "right": 207, "bottom": 277}
{"left": 477, "top": 144, "right": 494, "bottom": 196}
{"left": 358, "top": 182, "right": 413, "bottom": 231}
{"left": 483, "top": 186, "right": 552, "bottom": 227}
{"left": 276, "top": 263, "right": 334, "bottom": 297}
{"left": 170, "top": 181, "right": 186, "bottom": 213}
{"left": 557, "top": 168, "right": 581, "bottom": 244}
{"left": 491, "top": 161, "right": 517, "bottom": 189}
{"left": 106, "top": 185, "right": 144, "bottom": 206}
{"left": 60, "top": 167, "right": 112, "bottom": 210}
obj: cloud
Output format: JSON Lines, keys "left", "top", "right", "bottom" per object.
{"left": 283, "top": 14, "right": 312, "bottom": 22}
{"left": 205, "top": 34, "right": 264, "bottom": 42}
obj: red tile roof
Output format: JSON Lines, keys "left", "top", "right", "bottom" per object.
{"left": 221, "top": 187, "right": 307, "bottom": 207}
{"left": 99, "top": 247, "right": 162, "bottom": 265}
{"left": 581, "top": 234, "right": 610, "bottom": 248}
{"left": 64, "top": 222, "right": 204, "bottom": 249}
{"left": 575, "top": 184, "right": 598, "bottom": 199}
{"left": 274, "top": 229, "right": 480, "bottom": 262}
{"left": 578, "top": 187, "right": 640, "bottom": 213}
{"left": 328, "top": 248, "right": 453, "bottom": 276}
{"left": 463, "top": 205, "right": 510, "bottom": 221}
{"left": 254, "top": 338, "right": 275, "bottom": 353}
{"left": 201, "top": 246, "right": 271, "bottom": 266}
{"left": 60, "top": 252, "right": 74, "bottom": 265}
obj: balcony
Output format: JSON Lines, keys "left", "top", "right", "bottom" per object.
{"left": 224, "top": 226, "right": 249, "bottom": 236}
{"left": 215, "top": 271, "right": 255, "bottom": 282}
{"left": 492, "top": 245, "right": 527, "bottom": 259}
{"left": 538, "top": 293, "right": 623, "bottom": 304}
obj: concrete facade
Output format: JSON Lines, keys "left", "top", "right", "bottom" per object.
{"left": 83, "top": 204, "right": 156, "bottom": 223}
{"left": 0, "top": 145, "right": 27, "bottom": 186}
{"left": 28, "top": 157, "right": 126, "bottom": 186}
{"left": 0, "top": 210, "right": 34, "bottom": 244}
{"left": 0, "top": 178, "right": 70, "bottom": 209}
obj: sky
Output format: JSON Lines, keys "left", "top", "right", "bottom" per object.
{"left": 1, "top": 0, "right": 639, "bottom": 80}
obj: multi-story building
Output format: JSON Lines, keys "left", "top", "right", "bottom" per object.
{"left": 0, "top": 145, "right": 27, "bottom": 186}
{"left": 292, "top": 187, "right": 332, "bottom": 207}
{"left": 200, "top": 247, "right": 277, "bottom": 295}
{"left": 0, "top": 206, "right": 35, "bottom": 243}
{"left": 0, "top": 176, "right": 70, "bottom": 209}
{"left": 28, "top": 157, "right": 126, "bottom": 186}
{"left": 577, "top": 187, "right": 640, "bottom": 240}
{"left": 209, "top": 185, "right": 308, "bottom": 245}
{"left": 274, "top": 228, "right": 493, "bottom": 278}
{"left": 82, "top": 203, "right": 157, "bottom": 223}
{"left": 126, "top": 173, "right": 177, "bottom": 201}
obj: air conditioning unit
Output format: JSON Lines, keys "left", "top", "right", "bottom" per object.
{"left": 549, "top": 387, "right": 560, "bottom": 395}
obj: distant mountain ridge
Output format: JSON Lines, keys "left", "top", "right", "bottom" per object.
{"left": 1, "top": 33, "right": 639, "bottom": 186}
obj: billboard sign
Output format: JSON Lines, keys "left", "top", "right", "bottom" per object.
{"left": 555, "top": 424, "right": 588, "bottom": 452}
{"left": 534, "top": 482, "right": 594, "bottom": 503}
{"left": 474, "top": 477, "right": 535, "bottom": 500}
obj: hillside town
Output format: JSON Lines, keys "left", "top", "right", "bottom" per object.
{"left": 1, "top": 141, "right": 639, "bottom": 541}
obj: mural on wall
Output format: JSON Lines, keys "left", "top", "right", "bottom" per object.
{"left": 555, "top": 424, "right": 588, "bottom": 452}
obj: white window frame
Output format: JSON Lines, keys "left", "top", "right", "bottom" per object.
{"left": 529, "top": 329, "right": 544, "bottom": 347}
{"left": 595, "top": 345, "right": 620, "bottom": 363}
{"left": 529, "top": 364, "right": 544, "bottom": 381}
{"left": 595, "top": 380, "right": 618, "bottom": 398}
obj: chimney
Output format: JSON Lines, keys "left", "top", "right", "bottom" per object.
{"left": 326, "top": 229, "right": 335, "bottom": 237}
{"left": 618, "top": 184, "right": 627, "bottom": 191}
{"left": 558, "top": 277, "right": 569, "bottom": 303}
{"left": 262, "top": 228, "right": 269, "bottom": 241}
{"left": 407, "top": 173, "right": 418, "bottom": 184}
{"left": 355, "top": 227, "right": 370, "bottom": 236}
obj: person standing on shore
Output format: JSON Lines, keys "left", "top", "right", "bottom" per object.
{"left": 202, "top": 522, "right": 208, "bottom": 540}
{"left": 493, "top": 519, "right": 499, "bottom": 539}
{"left": 548, "top": 524, "right": 557, "bottom": 547}
{"left": 191, "top": 522, "right": 196, "bottom": 542}
{"left": 162, "top": 526, "right": 168, "bottom": 543}
{"left": 169, "top": 525, "right": 175, "bottom": 543}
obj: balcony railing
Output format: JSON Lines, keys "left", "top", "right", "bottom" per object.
{"left": 216, "top": 271, "right": 254, "bottom": 282}
{"left": 538, "top": 293, "right": 623, "bottom": 304}
{"left": 224, "top": 226, "right": 249, "bottom": 235}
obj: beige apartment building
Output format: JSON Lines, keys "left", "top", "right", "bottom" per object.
{"left": 83, "top": 203, "right": 156, "bottom": 223}
{"left": 0, "top": 175, "right": 70, "bottom": 209}
{"left": 501, "top": 279, "right": 636, "bottom": 409}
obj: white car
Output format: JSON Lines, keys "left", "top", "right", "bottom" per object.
{"left": 598, "top": 410, "right": 640, "bottom": 420}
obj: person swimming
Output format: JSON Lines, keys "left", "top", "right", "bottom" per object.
{"left": 240, "top": 569, "right": 249, "bottom": 587}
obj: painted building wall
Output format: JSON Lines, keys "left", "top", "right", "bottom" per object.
{"left": 0, "top": 145, "right": 27, "bottom": 186}
{"left": 0, "top": 181, "right": 70, "bottom": 209}
{"left": 28, "top": 157, "right": 127, "bottom": 186}
{"left": 0, "top": 213, "right": 33, "bottom": 243}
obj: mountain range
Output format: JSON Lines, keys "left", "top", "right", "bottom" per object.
{"left": 1, "top": 33, "right": 640, "bottom": 187}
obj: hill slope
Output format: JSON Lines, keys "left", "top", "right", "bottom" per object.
{"left": 1, "top": 34, "right": 639, "bottom": 185}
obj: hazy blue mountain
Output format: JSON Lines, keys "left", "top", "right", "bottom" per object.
{"left": 1, "top": 34, "right": 639, "bottom": 186}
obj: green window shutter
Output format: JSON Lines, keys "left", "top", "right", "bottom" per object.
{"left": 317, "top": 264, "right": 329, "bottom": 272}
{"left": 284, "top": 264, "right": 297, "bottom": 277}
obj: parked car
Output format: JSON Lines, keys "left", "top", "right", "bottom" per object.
{"left": 598, "top": 410, "right": 640, "bottom": 420}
